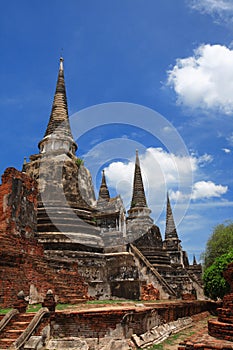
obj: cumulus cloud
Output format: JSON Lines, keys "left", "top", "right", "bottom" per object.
{"left": 167, "top": 44, "right": 233, "bottom": 114}
{"left": 192, "top": 181, "right": 228, "bottom": 199}
{"left": 171, "top": 181, "right": 228, "bottom": 201}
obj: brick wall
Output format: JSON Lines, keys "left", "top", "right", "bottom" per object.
{"left": 0, "top": 168, "right": 88, "bottom": 308}
{"left": 0, "top": 167, "right": 38, "bottom": 236}
{"left": 51, "top": 301, "right": 218, "bottom": 339}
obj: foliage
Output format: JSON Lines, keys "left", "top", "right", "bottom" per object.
{"left": 76, "top": 158, "right": 84, "bottom": 168}
{"left": 203, "top": 249, "right": 233, "bottom": 300}
{"left": 202, "top": 221, "right": 233, "bottom": 269}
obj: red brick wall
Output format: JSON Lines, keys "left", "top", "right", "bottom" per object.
{"left": 0, "top": 168, "right": 88, "bottom": 308}
{"left": 208, "top": 318, "right": 233, "bottom": 341}
{"left": 0, "top": 167, "right": 38, "bottom": 236}
{"left": 51, "top": 301, "right": 218, "bottom": 339}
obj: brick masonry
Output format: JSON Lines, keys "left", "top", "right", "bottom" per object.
{"left": 0, "top": 168, "right": 88, "bottom": 308}
{"left": 51, "top": 301, "right": 217, "bottom": 339}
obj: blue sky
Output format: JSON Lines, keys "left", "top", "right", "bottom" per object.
{"left": 1, "top": 0, "right": 233, "bottom": 260}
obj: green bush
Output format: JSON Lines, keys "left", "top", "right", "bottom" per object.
{"left": 203, "top": 249, "right": 233, "bottom": 300}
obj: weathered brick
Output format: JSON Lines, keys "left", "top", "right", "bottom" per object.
{"left": 0, "top": 168, "right": 88, "bottom": 308}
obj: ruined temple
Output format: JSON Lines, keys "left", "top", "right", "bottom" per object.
{"left": 0, "top": 58, "right": 204, "bottom": 307}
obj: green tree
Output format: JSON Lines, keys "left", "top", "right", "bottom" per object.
{"left": 202, "top": 221, "right": 233, "bottom": 269}
{"left": 203, "top": 250, "right": 233, "bottom": 300}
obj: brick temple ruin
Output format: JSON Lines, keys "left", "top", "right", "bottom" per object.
{"left": 0, "top": 58, "right": 204, "bottom": 309}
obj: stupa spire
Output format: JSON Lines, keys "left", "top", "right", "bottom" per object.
{"left": 130, "top": 150, "right": 147, "bottom": 209}
{"left": 44, "top": 57, "right": 72, "bottom": 138}
{"left": 98, "top": 170, "right": 110, "bottom": 202}
{"left": 193, "top": 255, "right": 197, "bottom": 265}
{"left": 38, "top": 57, "right": 77, "bottom": 154}
{"left": 165, "top": 192, "right": 179, "bottom": 240}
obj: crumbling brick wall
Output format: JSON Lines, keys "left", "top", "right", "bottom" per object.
{"left": 0, "top": 167, "right": 38, "bottom": 237}
{"left": 51, "top": 301, "right": 218, "bottom": 339}
{"left": 0, "top": 168, "right": 88, "bottom": 308}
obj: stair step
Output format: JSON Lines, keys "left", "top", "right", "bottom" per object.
{"left": 8, "top": 322, "right": 31, "bottom": 330}
{"left": 0, "top": 339, "right": 14, "bottom": 347}
{"left": 13, "top": 321, "right": 30, "bottom": 324}
{"left": 37, "top": 223, "right": 98, "bottom": 233}
{"left": 4, "top": 330, "right": 22, "bottom": 337}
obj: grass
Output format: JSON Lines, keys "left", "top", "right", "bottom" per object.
{"left": 27, "top": 304, "right": 42, "bottom": 312}
{"left": 147, "top": 344, "right": 163, "bottom": 350}
{"left": 56, "top": 303, "right": 73, "bottom": 310}
{"left": 0, "top": 308, "right": 12, "bottom": 315}
{"left": 140, "top": 329, "right": 197, "bottom": 349}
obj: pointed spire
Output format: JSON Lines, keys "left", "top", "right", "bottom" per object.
{"left": 193, "top": 255, "right": 197, "bottom": 265}
{"left": 22, "top": 157, "right": 27, "bottom": 172}
{"left": 43, "top": 57, "right": 73, "bottom": 139}
{"left": 130, "top": 150, "right": 147, "bottom": 209}
{"left": 98, "top": 170, "right": 110, "bottom": 202}
{"left": 165, "top": 192, "right": 179, "bottom": 240}
{"left": 38, "top": 57, "right": 77, "bottom": 154}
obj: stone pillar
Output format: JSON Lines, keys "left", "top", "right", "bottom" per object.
{"left": 42, "top": 289, "right": 56, "bottom": 312}
{"left": 13, "top": 291, "right": 28, "bottom": 313}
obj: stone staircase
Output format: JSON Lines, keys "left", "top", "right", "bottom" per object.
{"left": 129, "top": 244, "right": 177, "bottom": 298}
{"left": 139, "top": 248, "right": 171, "bottom": 267}
{"left": 37, "top": 199, "right": 97, "bottom": 227}
{"left": 135, "top": 245, "right": 195, "bottom": 297}
{"left": 36, "top": 203, "right": 104, "bottom": 252}
{"left": 0, "top": 312, "right": 34, "bottom": 349}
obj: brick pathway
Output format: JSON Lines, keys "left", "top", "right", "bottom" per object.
{"left": 179, "top": 322, "right": 233, "bottom": 350}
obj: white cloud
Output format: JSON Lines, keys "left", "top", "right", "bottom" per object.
{"left": 104, "top": 147, "right": 224, "bottom": 218}
{"left": 167, "top": 44, "right": 233, "bottom": 114}
{"left": 222, "top": 148, "right": 231, "bottom": 153}
{"left": 192, "top": 181, "right": 228, "bottom": 199}
{"left": 197, "top": 153, "right": 213, "bottom": 166}
{"left": 188, "top": 0, "right": 233, "bottom": 23}
{"left": 105, "top": 147, "right": 196, "bottom": 190}
{"left": 171, "top": 181, "right": 228, "bottom": 201}
{"left": 190, "top": 0, "right": 233, "bottom": 13}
